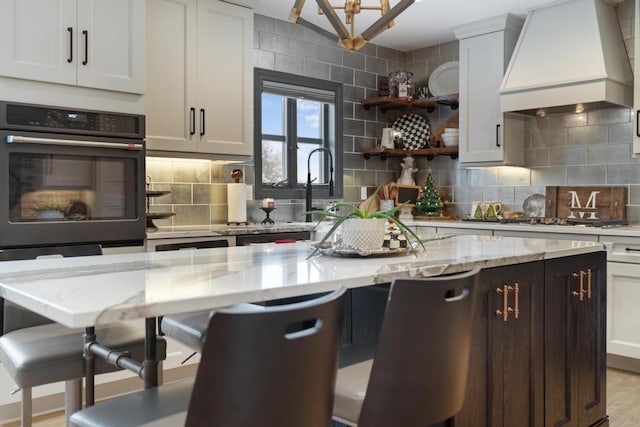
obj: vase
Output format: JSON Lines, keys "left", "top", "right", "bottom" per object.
{"left": 339, "top": 218, "right": 387, "bottom": 250}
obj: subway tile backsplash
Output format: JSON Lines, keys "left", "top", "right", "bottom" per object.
{"left": 151, "top": 1, "right": 640, "bottom": 226}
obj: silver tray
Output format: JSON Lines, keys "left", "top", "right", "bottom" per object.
{"left": 310, "top": 242, "right": 413, "bottom": 258}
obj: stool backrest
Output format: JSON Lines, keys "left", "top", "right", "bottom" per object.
{"left": 185, "top": 287, "right": 346, "bottom": 427}
{"left": 359, "top": 267, "right": 480, "bottom": 427}
{"left": 0, "top": 244, "right": 103, "bottom": 334}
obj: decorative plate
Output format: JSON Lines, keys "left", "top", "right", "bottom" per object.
{"left": 392, "top": 113, "right": 431, "bottom": 150}
{"left": 428, "top": 61, "right": 459, "bottom": 97}
{"left": 522, "top": 193, "right": 546, "bottom": 218}
{"left": 310, "top": 242, "right": 412, "bottom": 258}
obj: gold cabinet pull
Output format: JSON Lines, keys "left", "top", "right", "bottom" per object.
{"left": 513, "top": 283, "right": 519, "bottom": 319}
{"left": 586, "top": 269, "right": 592, "bottom": 299}
{"left": 496, "top": 285, "right": 509, "bottom": 321}
{"left": 571, "top": 271, "right": 585, "bottom": 301}
{"left": 496, "top": 284, "right": 518, "bottom": 321}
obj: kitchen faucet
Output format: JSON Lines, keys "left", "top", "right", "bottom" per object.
{"left": 305, "top": 147, "right": 334, "bottom": 222}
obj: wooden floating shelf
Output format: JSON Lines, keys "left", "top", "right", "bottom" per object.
{"left": 362, "top": 94, "right": 459, "bottom": 113}
{"left": 359, "top": 146, "right": 458, "bottom": 161}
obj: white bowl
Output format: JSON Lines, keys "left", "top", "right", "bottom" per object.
{"left": 443, "top": 128, "right": 459, "bottom": 134}
{"left": 441, "top": 133, "right": 459, "bottom": 147}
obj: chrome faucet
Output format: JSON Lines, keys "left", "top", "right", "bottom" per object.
{"left": 305, "top": 147, "right": 334, "bottom": 222}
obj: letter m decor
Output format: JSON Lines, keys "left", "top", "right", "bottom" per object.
{"left": 545, "top": 186, "right": 627, "bottom": 219}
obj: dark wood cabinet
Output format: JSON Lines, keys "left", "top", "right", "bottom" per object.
{"left": 335, "top": 251, "right": 608, "bottom": 427}
{"left": 455, "top": 261, "right": 544, "bottom": 427}
{"left": 544, "top": 252, "right": 608, "bottom": 427}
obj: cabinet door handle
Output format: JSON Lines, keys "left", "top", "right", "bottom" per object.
{"left": 572, "top": 272, "right": 585, "bottom": 301}
{"left": 189, "top": 108, "right": 196, "bottom": 136}
{"left": 67, "top": 27, "right": 73, "bottom": 63}
{"left": 82, "top": 30, "right": 88, "bottom": 65}
{"left": 636, "top": 111, "right": 640, "bottom": 137}
{"left": 200, "top": 109, "right": 205, "bottom": 136}
{"left": 625, "top": 247, "right": 640, "bottom": 252}
{"left": 496, "top": 285, "right": 512, "bottom": 321}
{"left": 586, "top": 269, "right": 592, "bottom": 299}
{"left": 512, "top": 283, "right": 519, "bottom": 319}
{"left": 496, "top": 124, "right": 501, "bottom": 147}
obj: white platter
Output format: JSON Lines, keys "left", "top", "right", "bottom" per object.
{"left": 428, "top": 61, "right": 459, "bottom": 97}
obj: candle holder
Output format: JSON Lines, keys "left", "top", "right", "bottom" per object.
{"left": 260, "top": 207, "right": 275, "bottom": 224}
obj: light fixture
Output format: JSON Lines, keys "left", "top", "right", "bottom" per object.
{"left": 289, "top": 0, "right": 415, "bottom": 51}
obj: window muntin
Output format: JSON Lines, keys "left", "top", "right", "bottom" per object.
{"left": 254, "top": 69, "right": 342, "bottom": 200}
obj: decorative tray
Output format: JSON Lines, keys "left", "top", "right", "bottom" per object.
{"left": 310, "top": 242, "right": 413, "bottom": 258}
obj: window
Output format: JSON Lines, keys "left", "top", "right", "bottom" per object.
{"left": 254, "top": 68, "right": 343, "bottom": 200}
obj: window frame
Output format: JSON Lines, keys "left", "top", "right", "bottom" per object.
{"left": 254, "top": 68, "right": 343, "bottom": 200}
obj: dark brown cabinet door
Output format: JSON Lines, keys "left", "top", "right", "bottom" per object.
{"left": 544, "top": 252, "right": 607, "bottom": 427}
{"left": 455, "top": 261, "right": 544, "bottom": 427}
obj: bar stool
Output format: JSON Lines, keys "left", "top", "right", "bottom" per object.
{"left": 0, "top": 245, "right": 166, "bottom": 427}
{"left": 155, "top": 240, "right": 248, "bottom": 353}
{"left": 333, "top": 267, "right": 480, "bottom": 426}
{"left": 69, "top": 287, "right": 347, "bottom": 427}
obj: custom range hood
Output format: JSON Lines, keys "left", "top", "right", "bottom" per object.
{"left": 500, "top": 0, "right": 632, "bottom": 116}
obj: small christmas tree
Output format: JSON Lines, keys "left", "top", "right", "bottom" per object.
{"left": 415, "top": 169, "right": 444, "bottom": 217}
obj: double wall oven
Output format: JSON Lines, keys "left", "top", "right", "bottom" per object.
{"left": 0, "top": 101, "right": 145, "bottom": 248}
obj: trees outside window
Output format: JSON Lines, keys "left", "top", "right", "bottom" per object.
{"left": 254, "top": 68, "right": 342, "bottom": 200}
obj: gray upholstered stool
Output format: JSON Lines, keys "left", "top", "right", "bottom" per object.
{"left": 0, "top": 245, "right": 167, "bottom": 426}
{"left": 333, "top": 268, "right": 479, "bottom": 426}
{"left": 69, "top": 287, "right": 346, "bottom": 427}
{"left": 160, "top": 303, "right": 263, "bottom": 352}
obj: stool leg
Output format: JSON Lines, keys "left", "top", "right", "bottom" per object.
{"left": 157, "top": 361, "right": 164, "bottom": 385}
{"left": 64, "top": 379, "right": 82, "bottom": 425}
{"left": 21, "top": 387, "right": 32, "bottom": 427}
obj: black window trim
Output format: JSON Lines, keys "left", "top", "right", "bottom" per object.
{"left": 254, "top": 68, "right": 343, "bottom": 200}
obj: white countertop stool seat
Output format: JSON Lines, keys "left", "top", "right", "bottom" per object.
{"left": 0, "top": 245, "right": 167, "bottom": 427}
{"left": 70, "top": 287, "right": 347, "bottom": 427}
{"left": 333, "top": 268, "right": 479, "bottom": 426}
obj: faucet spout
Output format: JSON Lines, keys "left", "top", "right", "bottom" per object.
{"left": 305, "top": 147, "right": 334, "bottom": 222}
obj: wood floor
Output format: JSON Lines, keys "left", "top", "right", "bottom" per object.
{"left": 2, "top": 368, "right": 640, "bottom": 426}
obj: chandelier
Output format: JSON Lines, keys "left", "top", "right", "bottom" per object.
{"left": 289, "top": 0, "right": 415, "bottom": 51}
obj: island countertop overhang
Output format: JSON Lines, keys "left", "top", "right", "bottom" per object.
{"left": 0, "top": 235, "right": 605, "bottom": 328}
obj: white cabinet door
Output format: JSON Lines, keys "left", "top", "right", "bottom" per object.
{"left": 607, "top": 261, "right": 640, "bottom": 359}
{"left": 0, "top": 0, "right": 144, "bottom": 93}
{"left": 458, "top": 32, "right": 505, "bottom": 164}
{"left": 0, "top": 0, "right": 76, "bottom": 85}
{"left": 455, "top": 15, "right": 524, "bottom": 167}
{"left": 145, "top": 0, "right": 197, "bottom": 152}
{"left": 76, "top": 0, "right": 145, "bottom": 93}
{"left": 196, "top": 0, "right": 253, "bottom": 156}
{"left": 145, "top": 0, "right": 253, "bottom": 156}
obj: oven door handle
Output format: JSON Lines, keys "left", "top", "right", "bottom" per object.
{"left": 6, "top": 135, "right": 143, "bottom": 151}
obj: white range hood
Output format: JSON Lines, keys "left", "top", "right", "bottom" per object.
{"left": 500, "top": 0, "right": 633, "bottom": 116}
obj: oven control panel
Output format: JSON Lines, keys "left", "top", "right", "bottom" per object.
{"left": 0, "top": 101, "right": 144, "bottom": 138}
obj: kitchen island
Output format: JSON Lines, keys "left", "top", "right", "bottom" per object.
{"left": 0, "top": 235, "right": 608, "bottom": 426}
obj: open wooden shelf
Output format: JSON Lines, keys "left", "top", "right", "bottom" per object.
{"left": 362, "top": 94, "right": 459, "bottom": 113}
{"left": 359, "top": 146, "right": 458, "bottom": 161}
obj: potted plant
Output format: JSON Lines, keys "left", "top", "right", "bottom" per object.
{"left": 306, "top": 186, "right": 424, "bottom": 257}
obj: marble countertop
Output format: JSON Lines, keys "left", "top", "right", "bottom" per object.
{"left": 147, "top": 222, "right": 317, "bottom": 239}
{"left": 405, "top": 219, "right": 640, "bottom": 237}
{"left": 0, "top": 235, "right": 604, "bottom": 328}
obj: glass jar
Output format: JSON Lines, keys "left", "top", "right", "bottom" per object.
{"left": 388, "top": 71, "right": 414, "bottom": 98}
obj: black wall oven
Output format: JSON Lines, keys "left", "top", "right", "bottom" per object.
{"left": 0, "top": 101, "right": 145, "bottom": 248}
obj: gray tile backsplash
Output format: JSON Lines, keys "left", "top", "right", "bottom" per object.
{"left": 152, "top": 1, "right": 640, "bottom": 226}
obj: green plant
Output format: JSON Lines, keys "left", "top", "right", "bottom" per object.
{"left": 306, "top": 186, "right": 425, "bottom": 257}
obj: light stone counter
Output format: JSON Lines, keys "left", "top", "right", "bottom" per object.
{"left": 406, "top": 219, "right": 640, "bottom": 238}
{"left": 0, "top": 235, "right": 604, "bottom": 328}
{"left": 147, "top": 222, "right": 317, "bottom": 240}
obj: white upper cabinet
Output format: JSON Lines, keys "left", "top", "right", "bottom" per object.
{"left": 145, "top": 0, "right": 253, "bottom": 156}
{"left": 0, "top": 0, "right": 145, "bottom": 94}
{"left": 453, "top": 15, "right": 525, "bottom": 166}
